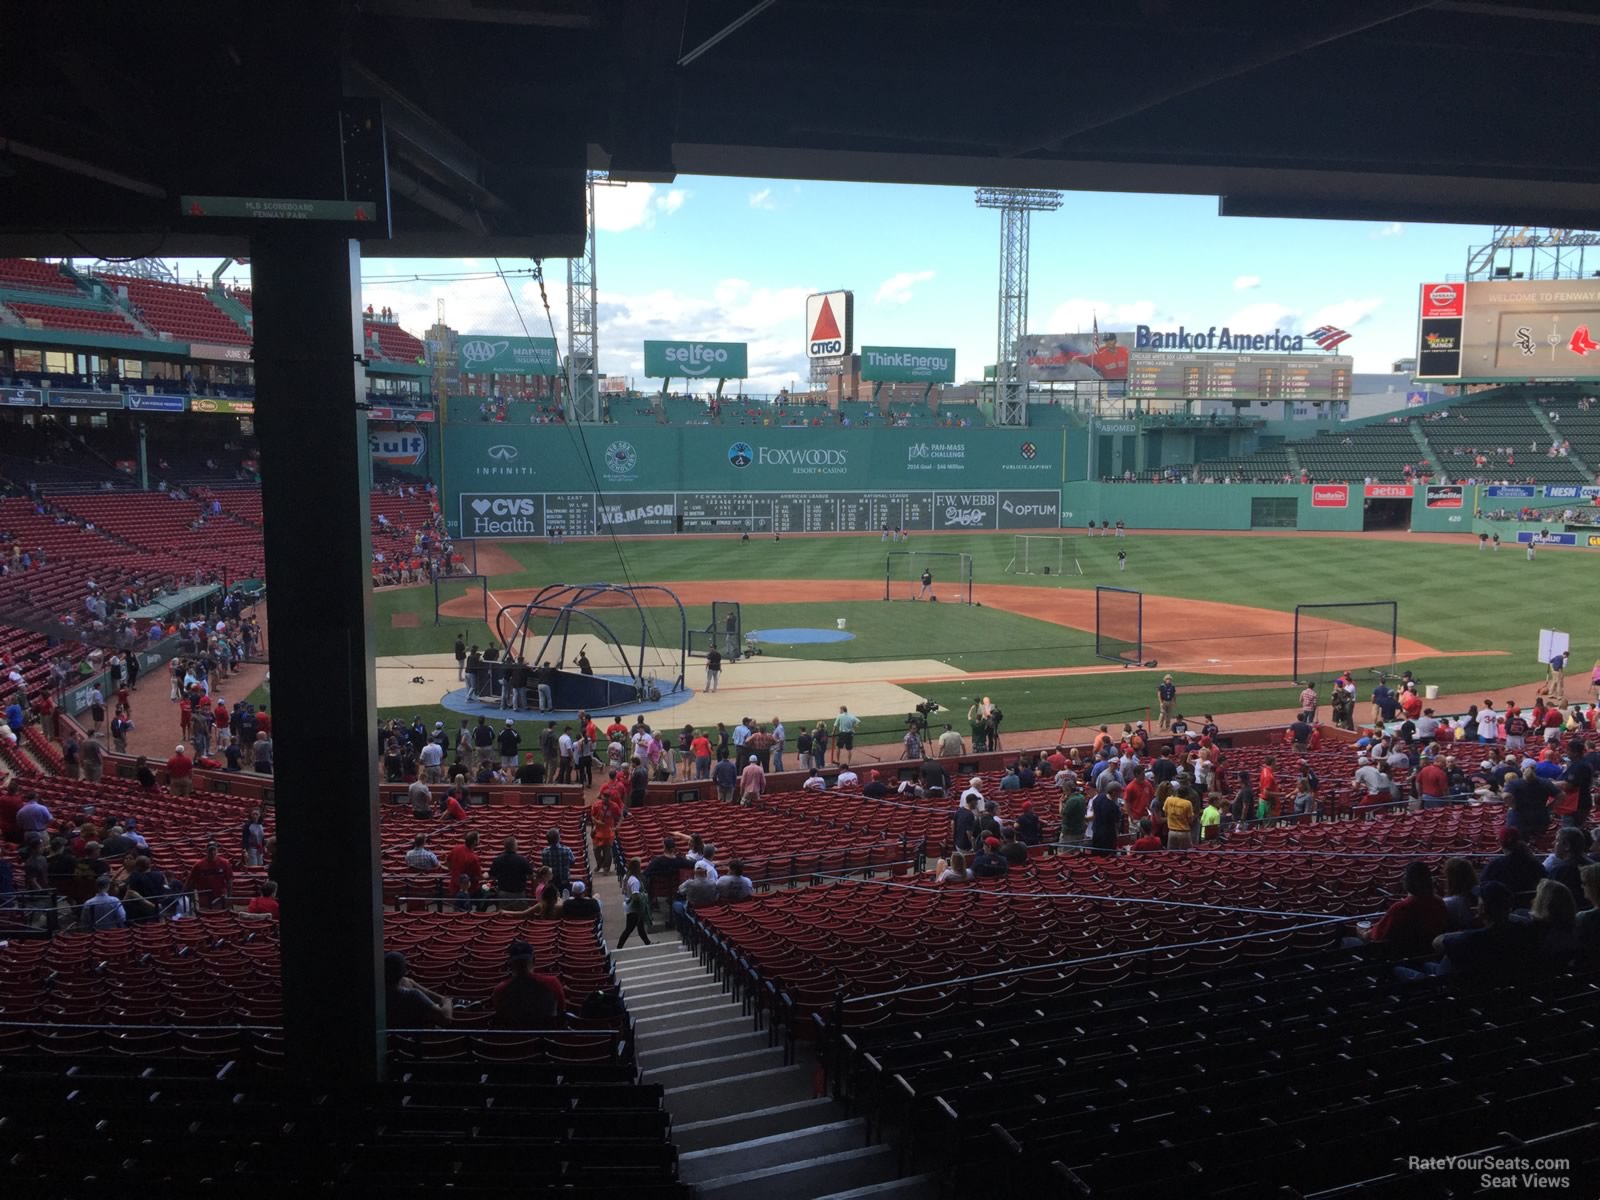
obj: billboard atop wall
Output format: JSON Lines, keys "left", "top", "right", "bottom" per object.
{"left": 859, "top": 346, "right": 957, "bottom": 384}
{"left": 805, "top": 292, "right": 854, "bottom": 359}
{"left": 643, "top": 340, "right": 749, "bottom": 379}
{"left": 1019, "top": 332, "right": 1133, "bottom": 382}
{"left": 1414, "top": 279, "right": 1600, "bottom": 381}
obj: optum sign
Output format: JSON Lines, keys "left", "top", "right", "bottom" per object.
{"left": 643, "top": 340, "right": 748, "bottom": 379}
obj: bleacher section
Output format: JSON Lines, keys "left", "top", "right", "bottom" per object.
{"left": 99, "top": 274, "right": 252, "bottom": 346}
{"left": 1419, "top": 395, "right": 1587, "bottom": 486}
{"left": 3, "top": 300, "right": 143, "bottom": 339}
{"left": 365, "top": 318, "right": 425, "bottom": 363}
{"left": 48, "top": 491, "right": 265, "bottom": 581}
{"left": 1291, "top": 421, "right": 1430, "bottom": 481}
{"left": 0, "top": 257, "right": 80, "bottom": 295}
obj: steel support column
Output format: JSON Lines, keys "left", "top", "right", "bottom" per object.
{"left": 251, "top": 231, "right": 384, "bottom": 1084}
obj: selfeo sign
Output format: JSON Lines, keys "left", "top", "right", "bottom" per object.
{"left": 643, "top": 340, "right": 748, "bottom": 378}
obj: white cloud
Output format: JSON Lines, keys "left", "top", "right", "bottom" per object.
{"left": 1233, "top": 274, "right": 1261, "bottom": 290}
{"left": 875, "top": 269, "right": 936, "bottom": 305}
{"left": 593, "top": 282, "right": 818, "bottom": 393}
{"left": 748, "top": 187, "right": 777, "bottom": 210}
{"left": 1370, "top": 221, "right": 1404, "bottom": 238}
{"left": 1307, "top": 296, "right": 1385, "bottom": 330}
{"left": 592, "top": 183, "right": 689, "bottom": 232}
{"left": 1224, "top": 301, "right": 1299, "bottom": 331}
{"left": 1040, "top": 298, "right": 1167, "bottom": 333}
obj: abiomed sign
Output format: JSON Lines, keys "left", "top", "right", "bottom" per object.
{"left": 859, "top": 346, "right": 957, "bottom": 384}
{"left": 643, "top": 341, "right": 748, "bottom": 379}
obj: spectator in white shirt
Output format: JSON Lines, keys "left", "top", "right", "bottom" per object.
{"left": 418, "top": 740, "right": 444, "bottom": 783}
{"left": 836, "top": 767, "right": 859, "bottom": 787}
{"left": 1476, "top": 703, "right": 1499, "bottom": 743}
{"left": 960, "top": 776, "right": 987, "bottom": 811}
{"left": 1352, "top": 756, "right": 1391, "bottom": 798}
{"left": 801, "top": 769, "right": 826, "bottom": 791}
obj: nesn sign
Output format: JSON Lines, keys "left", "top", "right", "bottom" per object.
{"left": 810, "top": 337, "right": 843, "bottom": 355}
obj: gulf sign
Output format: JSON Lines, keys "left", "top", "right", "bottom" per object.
{"left": 1311, "top": 484, "right": 1348, "bottom": 508}
{"left": 1420, "top": 282, "right": 1465, "bottom": 318}
{"left": 806, "top": 291, "right": 854, "bottom": 359}
{"left": 370, "top": 429, "right": 426, "bottom": 466}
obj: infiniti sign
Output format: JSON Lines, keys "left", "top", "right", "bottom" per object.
{"left": 488, "top": 445, "right": 518, "bottom": 461}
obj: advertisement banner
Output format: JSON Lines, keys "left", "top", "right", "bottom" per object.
{"left": 188, "top": 341, "right": 252, "bottom": 362}
{"left": 1311, "top": 484, "right": 1349, "bottom": 508}
{"left": 127, "top": 394, "right": 188, "bottom": 412}
{"left": 48, "top": 390, "right": 125, "bottom": 410}
{"left": 1415, "top": 278, "right": 1600, "bottom": 381}
{"left": 368, "top": 406, "right": 436, "bottom": 422}
{"left": 460, "top": 493, "right": 545, "bottom": 538}
{"left": 643, "top": 340, "right": 748, "bottom": 379}
{"left": 1517, "top": 530, "right": 1577, "bottom": 546}
{"left": 188, "top": 398, "right": 255, "bottom": 414}
{"left": 805, "top": 291, "right": 854, "bottom": 359}
{"left": 1364, "top": 484, "right": 1414, "bottom": 499}
{"left": 1019, "top": 332, "right": 1133, "bottom": 382}
{"left": 370, "top": 429, "right": 427, "bottom": 467}
{"left": 1425, "top": 484, "right": 1463, "bottom": 509}
{"left": 1486, "top": 485, "right": 1537, "bottom": 498}
{"left": 1542, "top": 485, "right": 1600, "bottom": 499}
{"left": 1405, "top": 390, "right": 1428, "bottom": 408}
{"left": 859, "top": 346, "right": 957, "bottom": 384}
{"left": 1588, "top": 535, "right": 1600, "bottom": 549}
{"left": 457, "top": 334, "right": 560, "bottom": 376}
{"left": 1, "top": 387, "right": 43, "bottom": 407}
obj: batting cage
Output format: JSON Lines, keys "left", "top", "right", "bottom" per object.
{"left": 688, "top": 601, "right": 743, "bottom": 660}
{"left": 885, "top": 551, "right": 973, "bottom": 604}
{"left": 1292, "top": 600, "right": 1398, "bottom": 686}
{"left": 1095, "top": 585, "right": 1144, "bottom": 664}
{"left": 1002, "top": 534, "right": 1083, "bottom": 577}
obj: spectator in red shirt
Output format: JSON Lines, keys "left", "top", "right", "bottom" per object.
{"left": 1130, "top": 819, "right": 1163, "bottom": 852}
{"left": 490, "top": 940, "right": 567, "bottom": 1027}
{"left": 1258, "top": 756, "right": 1278, "bottom": 808}
{"left": 179, "top": 697, "right": 192, "bottom": 738}
{"left": 445, "top": 831, "right": 482, "bottom": 891}
{"left": 1414, "top": 756, "right": 1450, "bottom": 807}
{"left": 444, "top": 791, "right": 470, "bottom": 821}
{"left": 1355, "top": 861, "right": 1447, "bottom": 956}
{"left": 255, "top": 707, "right": 272, "bottom": 736}
{"left": 0, "top": 781, "right": 24, "bottom": 843}
{"left": 1123, "top": 773, "right": 1153, "bottom": 825}
{"left": 245, "top": 880, "right": 280, "bottom": 919}
{"left": 167, "top": 744, "right": 195, "bottom": 796}
{"left": 187, "top": 841, "right": 235, "bottom": 910}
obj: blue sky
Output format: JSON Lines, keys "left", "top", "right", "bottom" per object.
{"left": 213, "top": 177, "right": 1487, "bottom": 393}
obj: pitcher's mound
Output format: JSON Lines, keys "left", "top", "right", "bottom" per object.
{"left": 390, "top": 612, "right": 421, "bottom": 628}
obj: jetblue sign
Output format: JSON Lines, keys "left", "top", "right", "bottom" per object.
{"left": 1136, "top": 325, "right": 1306, "bottom": 352}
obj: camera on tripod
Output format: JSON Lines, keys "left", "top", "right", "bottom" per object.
{"left": 906, "top": 698, "right": 942, "bottom": 731}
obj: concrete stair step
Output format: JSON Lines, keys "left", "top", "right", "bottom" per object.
{"left": 625, "top": 985, "right": 730, "bottom": 1013}
{"left": 662, "top": 1064, "right": 814, "bottom": 1124}
{"left": 637, "top": 1030, "right": 767, "bottom": 1065}
{"left": 673, "top": 1097, "right": 839, "bottom": 1152}
{"left": 610, "top": 940, "right": 688, "bottom": 961}
{"left": 679, "top": 1118, "right": 868, "bottom": 1183}
{"left": 632, "top": 1002, "right": 736, "bottom": 1027}
{"left": 693, "top": 1144, "right": 901, "bottom": 1200}
{"left": 622, "top": 975, "right": 724, "bottom": 999}
{"left": 814, "top": 1173, "right": 942, "bottom": 1200}
{"left": 635, "top": 1012, "right": 752, "bottom": 1040}
{"left": 644, "top": 1045, "right": 785, "bottom": 1088}
{"left": 617, "top": 961, "right": 711, "bottom": 986}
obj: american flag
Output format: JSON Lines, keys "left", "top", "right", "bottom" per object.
{"left": 1308, "top": 325, "right": 1352, "bottom": 351}
{"left": 1092, "top": 312, "right": 1101, "bottom": 352}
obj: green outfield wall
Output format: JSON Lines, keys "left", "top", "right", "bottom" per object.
{"left": 441, "top": 423, "right": 1086, "bottom": 538}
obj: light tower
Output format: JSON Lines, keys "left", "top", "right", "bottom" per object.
{"left": 565, "top": 171, "right": 605, "bottom": 423}
{"left": 975, "top": 187, "right": 1062, "bottom": 427}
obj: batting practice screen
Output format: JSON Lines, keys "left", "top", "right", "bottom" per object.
{"left": 1095, "top": 586, "right": 1143, "bottom": 664}
{"left": 885, "top": 551, "right": 973, "bottom": 604}
{"left": 1292, "top": 601, "right": 1398, "bottom": 685}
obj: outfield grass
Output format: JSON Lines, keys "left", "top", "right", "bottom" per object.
{"left": 371, "top": 532, "right": 1591, "bottom": 743}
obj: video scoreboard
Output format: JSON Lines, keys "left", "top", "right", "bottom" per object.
{"left": 457, "top": 489, "right": 1062, "bottom": 538}
{"left": 1127, "top": 352, "right": 1353, "bottom": 403}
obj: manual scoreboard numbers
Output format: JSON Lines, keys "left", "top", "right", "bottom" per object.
{"left": 1128, "top": 352, "right": 1352, "bottom": 402}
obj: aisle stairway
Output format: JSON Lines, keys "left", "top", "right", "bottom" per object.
{"left": 592, "top": 846, "right": 936, "bottom": 1199}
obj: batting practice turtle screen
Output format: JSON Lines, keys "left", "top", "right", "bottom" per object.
{"left": 1095, "top": 586, "right": 1144, "bottom": 664}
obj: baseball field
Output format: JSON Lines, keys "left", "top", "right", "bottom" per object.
{"left": 370, "top": 529, "right": 1593, "bottom": 746}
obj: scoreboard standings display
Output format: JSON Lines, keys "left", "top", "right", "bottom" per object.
{"left": 1127, "top": 351, "right": 1353, "bottom": 402}
{"left": 459, "top": 489, "right": 1062, "bottom": 537}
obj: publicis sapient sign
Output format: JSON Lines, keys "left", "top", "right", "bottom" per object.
{"left": 643, "top": 340, "right": 749, "bottom": 379}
